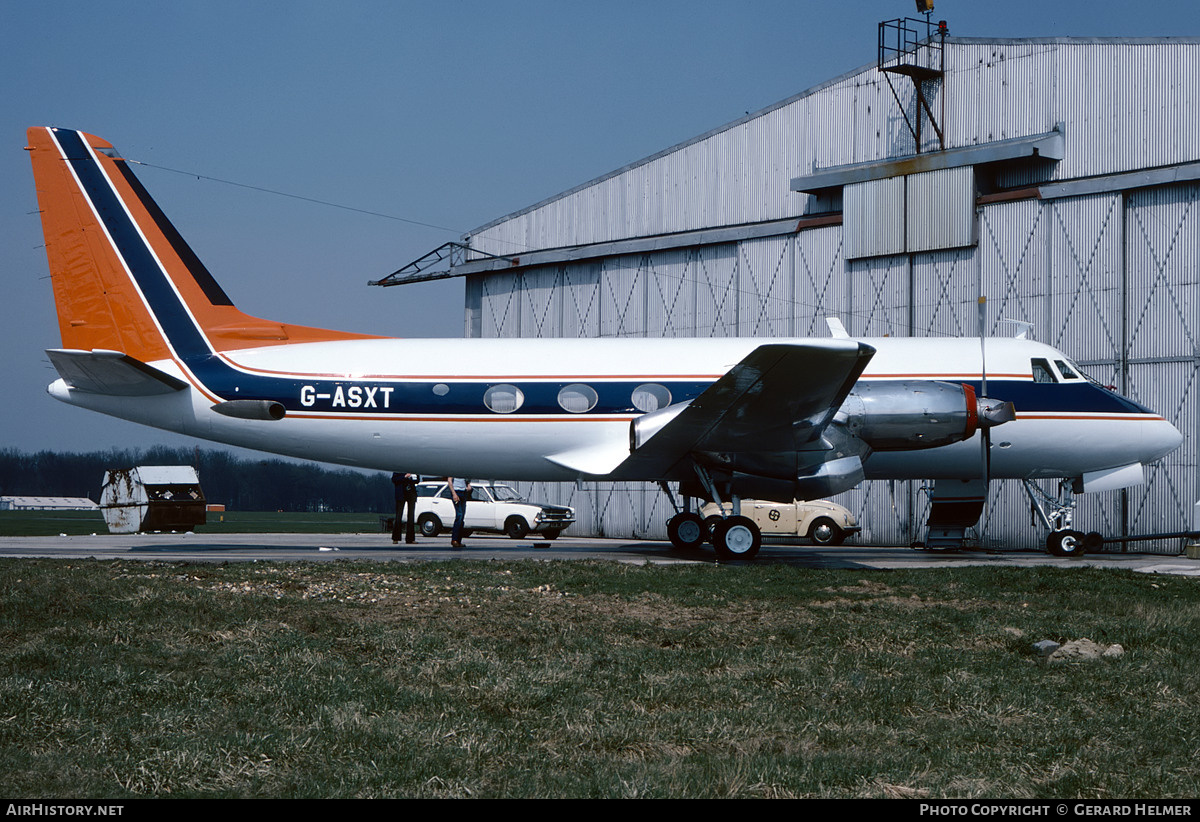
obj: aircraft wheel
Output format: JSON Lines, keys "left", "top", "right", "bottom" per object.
{"left": 1084, "top": 531, "right": 1105, "bottom": 553}
{"left": 418, "top": 513, "right": 442, "bottom": 538}
{"left": 713, "top": 516, "right": 762, "bottom": 560}
{"left": 703, "top": 515, "right": 724, "bottom": 543}
{"left": 667, "top": 512, "right": 706, "bottom": 550}
{"left": 808, "top": 517, "right": 844, "bottom": 546}
{"left": 1047, "top": 529, "right": 1086, "bottom": 557}
{"left": 505, "top": 517, "right": 529, "bottom": 539}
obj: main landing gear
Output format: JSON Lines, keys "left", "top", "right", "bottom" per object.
{"left": 665, "top": 510, "right": 762, "bottom": 559}
{"left": 662, "top": 473, "right": 763, "bottom": 560}
{"left": 710, "top": 515, "right": 762, "bottom": 559}
{"left": 1023, "top": 479, "right": 1103, "bottom": 558}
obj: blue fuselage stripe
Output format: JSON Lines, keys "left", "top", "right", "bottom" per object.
{"left": 57, "top": 129, "right": 213, "bottom": 364}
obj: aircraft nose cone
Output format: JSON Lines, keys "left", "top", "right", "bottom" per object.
{"left": 1147, "top": 417, "right": 1184, "bottom": 462}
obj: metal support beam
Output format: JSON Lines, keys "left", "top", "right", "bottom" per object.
{"left": 370, "top": 242, "right": 513, "bottom": 287}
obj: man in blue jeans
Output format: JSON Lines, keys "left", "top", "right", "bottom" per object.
{"left": 448, "top": 477, "right": 471, "bottom": 548}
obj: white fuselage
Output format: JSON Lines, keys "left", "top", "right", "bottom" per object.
{"left": 49, "top": 335, "right": 1182, "bottom": 485}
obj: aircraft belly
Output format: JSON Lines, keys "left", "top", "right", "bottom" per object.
{"left": 206, "top": 409, "right": 627, "bottom": 478}
{"left": 865, "top": 417, "right": 1173, "bottom": 481}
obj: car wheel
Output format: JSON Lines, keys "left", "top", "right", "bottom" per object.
{"left": 418, "top": 513, "right": 441, "bottom": 538}
{"left": 505, "top": 517, "right": 529, "bottom": 539}
{"left": 540, "top": 529, "right": 561, "bottom": 540}
{"left": 809, "top": 517, "right": 843, "bottom": 546}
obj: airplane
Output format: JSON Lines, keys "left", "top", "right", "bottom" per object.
{"left": 25, "top": 127, "right": 1184, "bottom": 559}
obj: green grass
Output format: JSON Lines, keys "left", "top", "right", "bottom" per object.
{"left": 0, "top": 509, "right": 107, "bottom": 536}
{"left": 0, "top": 510, "right": 384, "bottom": 536}
{"left": 1, "top": 559, "right": 1198, "bottom": 798}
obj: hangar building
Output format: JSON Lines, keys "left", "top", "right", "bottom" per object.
{"left": 387, "top": 26, "right": 1200, "bottom": 550}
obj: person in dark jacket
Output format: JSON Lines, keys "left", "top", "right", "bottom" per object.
{"left": 391, "top": 472, "right": 418, "bottom": 544}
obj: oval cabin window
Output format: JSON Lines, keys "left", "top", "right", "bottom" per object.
{"left": 483, "top": 384, "right": 524, "bottom": 414}
{"left": 557, "top": 383, "right": 598, "bottom": 413}
{"left": 631, "top": 383, "right": 672, "bottom": 413}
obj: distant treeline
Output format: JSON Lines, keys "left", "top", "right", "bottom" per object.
{"left": 0, "top": 447, "right": 393, "bottom": 513}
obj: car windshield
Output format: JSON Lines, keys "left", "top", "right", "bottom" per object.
{"left": 489, "top": 485, "right": 525, "bottom": 501}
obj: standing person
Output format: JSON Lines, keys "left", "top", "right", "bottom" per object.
{"left": 448, "top": 476, "right": 471, "bottom": 548}
{"left": 391, "top": 472, "right": 418, "bottom": 544}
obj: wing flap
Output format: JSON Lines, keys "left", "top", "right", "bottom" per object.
{"left": 46, "top": 348, "right": 187, "bottom": 396}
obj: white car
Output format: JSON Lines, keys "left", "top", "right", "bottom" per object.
{"left": 700, "top": 498, "right": 859, "bottom": 545}
{"left": 413, "top": 481, "right": 575, "bottom": 539}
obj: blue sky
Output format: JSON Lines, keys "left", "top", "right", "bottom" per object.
{"left": 4, "top": 1, "right": 1199, "bottom": 456}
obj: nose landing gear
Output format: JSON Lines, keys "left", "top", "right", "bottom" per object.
{"left": 1024, "top": 479, "right": 1103, "bottom": 557}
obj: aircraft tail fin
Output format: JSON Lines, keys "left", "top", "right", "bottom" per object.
{"left": 26, "top": 127, "right": 374, "bottom": 365}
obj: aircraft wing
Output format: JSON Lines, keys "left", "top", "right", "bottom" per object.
{"left": 46, "top": 349, "right": 188, "bottom": 396}
{"left": 548, "top": 341, "right": 874, "bottom": 477}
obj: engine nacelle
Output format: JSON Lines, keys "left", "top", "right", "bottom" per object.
{"left": 629, "top": 401, "right": 690, "bottom": 451}
{"left": 836, "top": 381, "right": 1012, "bottom": 451}
{"left": 211, "top": 399, "right": 286, "bottom": 421}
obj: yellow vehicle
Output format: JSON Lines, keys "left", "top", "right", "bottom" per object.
{"left": 700, "top": 499, "right": 859, "bottom": 546}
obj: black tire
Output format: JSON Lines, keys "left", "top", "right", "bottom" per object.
{"left": 505, "top": 517, "right": 529, "bottom": 539}
{"left": 808, "top": 516, "right": 844, "bottom": 546}
{"left": 712, "top": 515, "right": 762, "bottom": 560}
{"left": 1047, "top": 529, "right": 1086, "bottom": 557}
{"left": 540, "top": 529, "right": 561, "bottom": 540}
{"left": 418, "top": 513, "right": 442, "bottom": 538}
{"left": 667, "top": 512, "right": 706, "bottom": 550}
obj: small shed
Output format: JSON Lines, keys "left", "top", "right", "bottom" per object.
{"left": 100, "top": 465, "right": 207, "bottom": 534}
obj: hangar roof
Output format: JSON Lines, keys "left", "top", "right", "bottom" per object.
{"left": 379, "top": 36, "right": 1200, "bottom": 285}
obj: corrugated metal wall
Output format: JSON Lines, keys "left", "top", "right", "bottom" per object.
{"left": 461, "top": 38, "right": 1200, "bottom": 552}
{"left": 468, "top": 39, "right": 1200, "bottom": 259}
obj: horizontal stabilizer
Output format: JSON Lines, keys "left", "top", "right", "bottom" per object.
{"left": 46, "top": 349, "right": 187, "bottom": 396}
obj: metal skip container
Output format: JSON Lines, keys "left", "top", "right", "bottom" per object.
{"left": 100, "top": 466, "right": 207, "bottom": 534}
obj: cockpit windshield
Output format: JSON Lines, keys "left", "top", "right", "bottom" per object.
{"left": 1055, "top": 359, "right": 1081, "bottom": 380}
{"left": 1032, "top": 356, "right": 1101, "bottom": 385}
{"left": 1031, "top": 358, "right": 1056, "bottom": 383}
